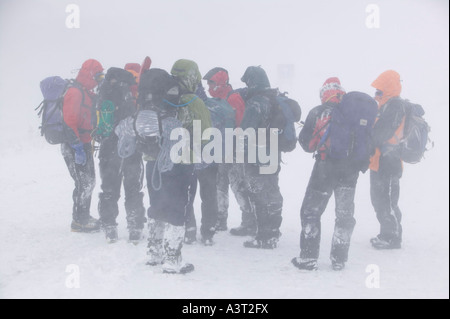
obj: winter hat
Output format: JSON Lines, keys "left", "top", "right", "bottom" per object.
{"left": 203, "top": 67, "right": 232, "bottom": 99}
{"left": 124, "top": 63, "right": 141, "bottom": 74}
{"left": 241, "top": 66, "right": 271, "bottom": 90}
{"left": 371, "top": 70, "right": 402, "bottom": 106}
{"left": 320, "top": 77, "right": 346, "bottom": 104}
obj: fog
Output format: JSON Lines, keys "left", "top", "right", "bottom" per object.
{"left": 0, "top": 0, "right": 448, "bottom": 299}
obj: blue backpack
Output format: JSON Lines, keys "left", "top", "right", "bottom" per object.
{"left": 36, "top": 76, "right": 80, "bottom": 145}
{"left": 320, "top": 91, "right": 378, "bottom": 171}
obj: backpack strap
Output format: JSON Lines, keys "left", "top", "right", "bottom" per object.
{"left": 67, "top": 80, "right": 88, "bottom": 108}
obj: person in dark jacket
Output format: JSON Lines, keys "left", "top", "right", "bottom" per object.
{"left": 96, "top": 66, "right": 147, "bottom": 243}
{"left": 239, "top": 66, "right": 283, "bottom": 249}
{"left": 369, "top": 70, "right": 416, "bottom": 250}
{"left": 292, "top": 77, "right": 359, "bottom": 271}
{"left": 202, "top": 67, "right": 254, "bottom": 235}
{"left": 144, "top": 61, "right": 212, "bottom": 274}
{"left": 62, "top": 59, "right": 103, "bottom": 233}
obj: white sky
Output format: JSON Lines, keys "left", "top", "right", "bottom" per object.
{"left": 0, "top": 0, "right": 448, "bottom": 151}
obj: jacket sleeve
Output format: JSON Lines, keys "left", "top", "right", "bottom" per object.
{"left": 63, "top": 88, "right": 82, "bottom": 142}
{"left": 372, "top": 98, "right": 405, "bottom": 147}
{"left": 227, "top": 93, "right": 246, "bottom": 127}
{"left": 298, "top": 105, "right": 324, "bottom": 153}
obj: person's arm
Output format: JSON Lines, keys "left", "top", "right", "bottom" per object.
{"left": 227, "top": 93, "right": 246, "bottom": 127}
{"left": 372, "top": 98, "right": 405, "bottom": 147}
{"left": 240, "top": 100, "right": 260, "bottom": 131}
{"left": 63, "top": 87, "right": 83, "bottom": 141}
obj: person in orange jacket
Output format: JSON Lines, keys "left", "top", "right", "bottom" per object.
{"left": 369, "top": 70, "right": 407, "bottom": 249}
{"left": 62, "top": 59, "right": 104, "bottom": 233}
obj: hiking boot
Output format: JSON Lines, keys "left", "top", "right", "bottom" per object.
{"left": 332, "top": 261, "right": 345, "bottom": 271}
{"left": 104, "top": 226, "right": 118, "bottom": 243}
{"left": 291, "top": 257, "right": 318, "bottom": 271}
{"left": 243, "top": 237, "right": 278, "bottom": 249}
{"left": 215, "top": 219, "right": 228, "bottom": 232}
{"left": 163, "top": 261, "right": 195, "bottom": 274}
{"left": 201, "top": 237, "right": 214, "bottom": 246}
{"left": 71, "top": 217, "right": 100, "bottom": 233}
{"left": 230, "top": 225, "right": 257, "bottom": 237}
{"left": 184, "top": 227, "right": 197, "bottom": 245}
{"left": 162, "top": 224, "right": 194, "bottom": 274}
{"left": 147, "top": 219, "right": 165, "bottom": 266}
{"left": 370, "top": 236, "right": 402, "bottom": 250}
{"left": 129, "top": 228, "right": 144, "bottom": 244}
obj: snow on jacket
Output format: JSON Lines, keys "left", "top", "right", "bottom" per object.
{"left": 63, "top": 59, "right": 103, "bottom": 144}
{"left": 170, "top": 59, "right": 212, "bottom": 157}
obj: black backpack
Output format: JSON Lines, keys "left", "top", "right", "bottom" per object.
{"left": 94, "top": 67, "right": 136, "bottom": 140}
{"left": 266, "top": 90, "right": 302, "bottom": 153}
{"left": 399, "top": 101, "right": 431, "bottom": 164}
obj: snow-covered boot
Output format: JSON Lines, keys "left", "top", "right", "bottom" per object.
{"left": 184, "top": 226, "right": 197, "bottom": 245}
{"left": 230, "top": 209, "right": 257, "bottom": 236}
{"left": 370, "top": 235, "right": 402, "bottom": 250}
{"left": 162, "top": 223, "right": 194, "bottom": 274}
{"left": 103, "top": 225, "right": 118, "bottom": 243}
{"left": 291, "top": 257, "right": 318, "bottom": 271}
{"left": 243, "top": 237, "right": 278, "bottom": 249}
{"left": 331, "top": 261, "right": 345, "bottom": 271}
{"left": 71, "top": 216, "right": 100, "bottom": 233}
{"left": 129, "top": 228, "right": 144, "bottom": 245}
{"left": 146, "top": 219, "right": 165, "bottom": 266}
{"left": 215, "top": 218, "right": 228, "bottom": 232}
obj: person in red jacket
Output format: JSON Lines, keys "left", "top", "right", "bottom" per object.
{"left": 202, "top": 67, "right": 255, "bottom": 236}
{"left": 62, "top": 59, "right": 104, "bottom": 233}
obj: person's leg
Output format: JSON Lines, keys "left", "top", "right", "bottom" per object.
{"left": 292, "top": 160, "right": 332, "bottom": 270}
{"left": 62, "top": 143, "right": 98, "bottom": 232}
{"left": 229, "top": 164, "right": 256, "bottom": 236}
{"left": 198, "top": 165, "right": 219, "bottom": 243}
{"left": 330, "top": 169, "right": 359, "bottom": 269}
{"left": 123, "top": 151, "right": 147, "bottom": 240}
{"left": 216, "top": 164, "right": 230, "bottom": 231}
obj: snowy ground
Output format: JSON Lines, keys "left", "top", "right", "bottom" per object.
{"left": 0, "top": 129, "right": 448, "bottom": 299}
{"left": 0, "top": 0, "right": 448, "bottom": 300}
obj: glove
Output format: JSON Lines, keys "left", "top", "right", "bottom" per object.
{"left": 71, "top": 142, "right": 87, "bottom": 166}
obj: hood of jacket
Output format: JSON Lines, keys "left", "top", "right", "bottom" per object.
{"left": 171, "top": 59, "right": 202, "bottom": 94}
{"left": 371, "top": 70, "right": 402, "bottom": 106}
{"left": 203, "top": 67, "right": 232, "bottom": 99}
{"left": 76, "top": 59, "right": 104, "bottom": 91}
{"left": 241, "top": 66, "right": 271, "bottom": 90}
